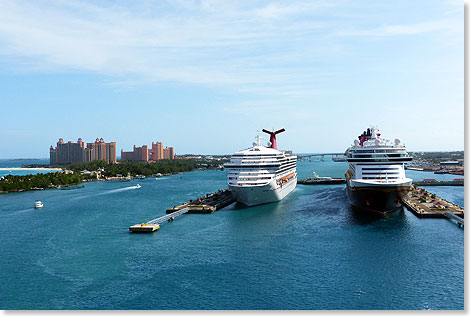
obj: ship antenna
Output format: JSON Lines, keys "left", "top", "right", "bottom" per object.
{"left": 254, "top": 131, "right": 263, "bottom": 146}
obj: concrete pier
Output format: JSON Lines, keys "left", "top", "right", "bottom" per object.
{"left": 166, "top": 189, "right": 235, "bottom": 214}
{"left": 413, "top": 180, "right": 464, "bottom": 186}
{"left": 401, "top": 185, "right": 464, "bottom": 227}
{"left": 130, "top": 189, "right": 235, "bottom": 233}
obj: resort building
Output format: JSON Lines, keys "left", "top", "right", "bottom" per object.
{"left": 149, "top": 141, "right": 175, "bottom": 160}
{"left": 149, "top": 142, "right": 164, "bottom": 161}
{"left": 86, "top": 138, "right": 117, "bottom": 164}
{"left": 121, "top": 145, "right": 149, "bottom": 162}
{"left": 163, "top": 147, "right": 175, "bottom": 160}
{"left": 50, "top": 138, "right": 117, "bottom": 165}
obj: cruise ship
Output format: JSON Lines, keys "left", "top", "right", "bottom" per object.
{"left": 225, "top": 129, "right": 297, "bottom": 206}
{"left": 345, "top": 127, "right": 413, "bottom": 216}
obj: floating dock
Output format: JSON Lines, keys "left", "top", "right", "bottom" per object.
{"left": 129, "top": 223, "right": 161, "bottom": 233}
{"left": 166, "top": 189, "right": 235, "bottom": 214}
{"left": 129, "top": 189, "right": 235, "bottom": 233}
{"left": 401, "top": 185, "right": 464, "bottom": 228}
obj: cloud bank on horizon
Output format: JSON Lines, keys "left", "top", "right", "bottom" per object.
{"left": 0, "top": 0, "right": 463, "bottom": 157}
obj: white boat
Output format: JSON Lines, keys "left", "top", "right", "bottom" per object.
{"left": 34, "top": 201, "right": 43, "bottom": 208}
{"left": 224, "top": 129, "right": 297, "bottom": 206}
{"left": 136, "top": 184, "right": 141, "bottom": 188}
{"left": 310, "top": 172, "right": 333, "bottom": 181}
{"left": 345, "top": 126, "right": 413, "bottom": 216}
{"left": 300, "top": 171, "right": 345, "bottom": 184}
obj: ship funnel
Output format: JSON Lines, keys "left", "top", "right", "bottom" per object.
{"left": 262, "top": 128, "right": 285, "bottom": 149}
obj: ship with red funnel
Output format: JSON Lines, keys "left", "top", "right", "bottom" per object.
{"left": 224, "top": 129, "right": 297, "bottom": 206}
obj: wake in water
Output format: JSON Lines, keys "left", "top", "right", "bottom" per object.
{"left": 0, "top": 207, "right": 35, "bottom": 218}
{"left": 98, "top": 185, "right": 141, "bottom": 195}
{"left": 16, "top": 208, "right": 35, "bottom": 214}
{"left": 72, "top": 185, "right": 141, "bottom": 200}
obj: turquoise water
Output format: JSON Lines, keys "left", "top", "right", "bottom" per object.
{"left": 0, "top": 159, "right": 55, "bottom": 177}
{"left": 0, "top": 160, "right": 464, "bottom": 310}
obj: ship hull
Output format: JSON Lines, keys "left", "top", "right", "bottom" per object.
{"left": 229, "top": 177, "right": 297, "bottom": 206}
{"left": 346, "top": 180, "right": 411, "bottom": 216}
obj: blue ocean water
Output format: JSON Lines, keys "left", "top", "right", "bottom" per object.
{"left": 0, "top": 159, "right": 464, "bottom": 310}
{"left": 0, "top": 159, "right": 53, "bottom": 177}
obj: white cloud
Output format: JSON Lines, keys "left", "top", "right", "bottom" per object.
{"left": 254, "top": 1, "right": 334, "bottom": 19}
{"left": 0, "top": 0, "right": 335, "bottom": 92}
{"left": 0, "top": 0, "right": 462, "bottom": 101}
{"left": 337, "top": 20, "right": 458, "bottom": 37}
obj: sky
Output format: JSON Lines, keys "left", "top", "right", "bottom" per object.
{"left": 0, "top": 0, "right": 464, "bottom": 158}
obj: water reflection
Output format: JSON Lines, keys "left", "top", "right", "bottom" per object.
{"left": 347, "top": 205, "right": 406, "bottom": 225}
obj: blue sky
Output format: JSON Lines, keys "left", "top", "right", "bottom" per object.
{"left": 0, "top": 0, "right": 463, "bottom": 158}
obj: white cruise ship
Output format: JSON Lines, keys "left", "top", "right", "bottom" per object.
{"left": 225, "top": 129, "right": 297, "bottom": 206}
{"left": 345, "top": 126, "right": 413, "bottom": 215}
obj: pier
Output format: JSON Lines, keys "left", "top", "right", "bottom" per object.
{"left": 413, "top": 179, "right": 464, "bottom": 186}
{"left": 129, "top": 189, "right": 235, "bottom": 233}
{"left": 129, "top": 178, "right": 464, "bottom": 233}
{"left": 401, "top": 185, "right": 464, "bottom": 228}
{"left": 166, "top": 189, "right": 235, "bottom": 214}
{"left": 297, "top": 179, "right": 463, "bottom": 186}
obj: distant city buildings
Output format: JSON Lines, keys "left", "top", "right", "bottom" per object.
{"left": 163, "top": 146, "right": 175, "bottom": 160}
{"left": 49, "top": 137, "right": 174, "bottom": 164}
{"left": 122, "top": 141, "right": 175, "bottom": 161}
{"left": 50, "top": 138, "right": 117, "bottom": 165}
{"left": 121, "top": 145, "right": 149, "bottom": 162}
{"left": 149, "top": 142, "right": 164, "bottom": 161}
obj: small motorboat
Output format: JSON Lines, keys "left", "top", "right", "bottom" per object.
{"left": 34, "top": 201, "right": 44, "bottom": 209}
{"left": 136, "top": 184, "right": 141, "bottom": 188}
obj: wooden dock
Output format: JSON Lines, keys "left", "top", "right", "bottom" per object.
{"left": 401, "top": 185, "right": 464, "bottom": 228}
{"left": 130, "top": 189, "right": 235, "bottom": 233}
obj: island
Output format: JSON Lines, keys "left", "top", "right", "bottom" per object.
{"left": 1, "top": 158, "right": 229, "bottom": 193}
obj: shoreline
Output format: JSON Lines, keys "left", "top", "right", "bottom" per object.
{"left": 0, "top": 169, "right": 218, "bottom": 194}
{"left": 0, "top": 167, "right": 62, "bottom": 171}
{"left": 405, "top": 167, "right": 464, "bottom": 176}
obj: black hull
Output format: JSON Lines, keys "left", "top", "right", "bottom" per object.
{"left": 346, "top": 181, "right": 409, "bottom": 216}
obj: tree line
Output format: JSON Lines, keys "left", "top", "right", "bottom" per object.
{"left": 0, "top": 172, "right": 82, "bottom": 193}
{"left": 4, "top": 158, "right": 228, "bottom": 193}
{"left": 64, "top": 159, "right": 227, "bottom": 177}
